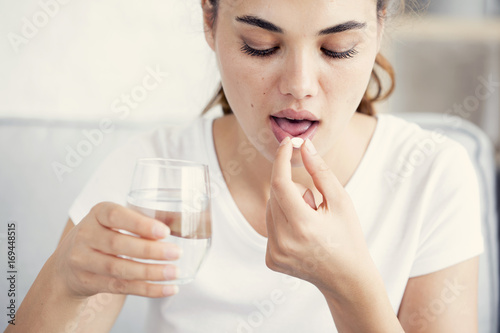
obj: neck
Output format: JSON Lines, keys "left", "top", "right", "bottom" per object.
{"left": 212, "top": 114, "right": 364, "bottom": 206}
{"left": 213, "top": 115, "right": 274, "bottom": 202}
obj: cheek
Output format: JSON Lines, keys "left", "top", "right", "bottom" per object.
{"left": 218, "top": 55, "right": 275, "bottom": 121}
{"left": 217, "top": 48, "right": 241, "bottom": 93}
{"left": 216, "top": 33, "right": 277, "bottom": 104}
{"left": 326, "top": 52, "right": 377, "bottom": 108}
{"left": 317, "top": 54, "right": 377, "bottom": 144}
{"left": 218, "top": 48, "right": 257, "bottom": 106}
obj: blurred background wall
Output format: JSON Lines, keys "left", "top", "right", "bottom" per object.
{"left": 0, "top": 0, "right": 220, "bottom": 124}
{"left": 384, "top": 0, "right": 500, "bottom": 165}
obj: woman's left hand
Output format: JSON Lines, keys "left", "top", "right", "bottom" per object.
{"left": 265, "top": 137, "right": 375, "bottom": 295}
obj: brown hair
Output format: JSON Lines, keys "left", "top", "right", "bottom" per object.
{"left": 202, "top": 0, "right": 398, "bottom": 117}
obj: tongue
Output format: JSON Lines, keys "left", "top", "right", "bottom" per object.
{"left": 274, "top": 117, "right": 314, "bottom": 136}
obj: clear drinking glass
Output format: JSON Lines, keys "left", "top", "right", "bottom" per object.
{"left": 126, "top": 158, "right": 212, "bottom": 285}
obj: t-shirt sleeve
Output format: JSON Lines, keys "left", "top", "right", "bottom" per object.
{"left": 409, "top": 141, "right": 485, "bottom": 277}
{"left": 68, "top": 132, "right": 161, "bottom": 225}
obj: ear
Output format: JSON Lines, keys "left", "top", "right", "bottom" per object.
{"left": 201, "top": 0, "right": 216, "bottom": 52}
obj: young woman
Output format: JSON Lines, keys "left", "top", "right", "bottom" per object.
{"left": 8, "top": 0, "right": 483, "bottom": 332}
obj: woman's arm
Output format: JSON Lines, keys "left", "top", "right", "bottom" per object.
{"left": 5, "top": 202, "right": 180, "bottom": 333}
{"left": 398, "top": 257, "right": 479, "bottom": 333}
{"left": 266, "top": 138, "right": 480, "bottom": 332}
{"left": 319, "top": 267, "right": 404, "bottom": 332}
{"left": 5, "top": 219, "right": 126, "bottom": 333}
{"left": 266, "top": 138, "right": 404, "bottom": 332}
{"left": 320, "top": 257, "right": 479, "bottom": 332}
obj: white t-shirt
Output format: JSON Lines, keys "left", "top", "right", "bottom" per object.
{"left": 69, "top": 114, "right": 484, "bottom": 332}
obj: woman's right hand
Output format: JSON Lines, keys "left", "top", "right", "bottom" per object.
{"left": 53, "top": 202, "right": 181, "bottom": 299}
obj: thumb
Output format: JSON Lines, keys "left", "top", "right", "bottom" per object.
{"left": 302, "top": 188, "right": 317, "bottom": 210}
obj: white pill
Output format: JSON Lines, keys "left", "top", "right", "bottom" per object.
{"left": 291, "top": 137, "right": 304, "bottom": 149}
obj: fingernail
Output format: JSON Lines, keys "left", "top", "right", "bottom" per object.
{"left": 164, "top": 246, "right": 182, "bottom": 260}
{"left": 163, "top": 265, "right": 179, "bottom": 280}
{"left": 163, "top": 285, "right": 179, "bottom": 296}
{"left": 280, "top": 137, "right": 291, "bottom": 146}
{"left": 305, "top": 139, "right": 317, "bottom": 155}
{"left": 153, "top": 223, "right": 169, "bottom": 239}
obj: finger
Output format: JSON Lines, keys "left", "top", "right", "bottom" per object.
{"left": 83, "top": 272, "right": 179, "bottom": 298}
{"left": 269, "top": 192, "right": 288, "bottom": 226}
{"left": 265, "top": 199, "right": 277, "bottom": 239}
{"left": 80, "top": 248, "right": 178, "bottom": 282}
{"left": 89, "top": 227, "right": 182, "bottom": 261}
{"left": 265, "top": 199, "right": 282, "bottom": 272}
{"left": 93, "top": 202, "right": 170, "bottom": 240}
{"left": 270, "top": 138, "right": 308, "bottom": 214}
{"left": 300, "top": 139, "right": 343, "bottom": 206}
{"left": 272, "top": 137, "right": 294, "bottom": 182}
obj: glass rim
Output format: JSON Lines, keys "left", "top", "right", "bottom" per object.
{"left": 135, "top": 158, "right": 208, "bottom": 169}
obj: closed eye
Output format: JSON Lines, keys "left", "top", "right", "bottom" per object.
{"left": 321, "top": 47, "right": 358, "bottom": 59}
{"left": 240, "top": 42, "right": 358, "bottom": 60}
{"left": 240, "top": 43, "right": 279, "bottom": 57}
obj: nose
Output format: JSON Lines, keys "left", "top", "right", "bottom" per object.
{"left": 279, "top": 48, "right": 319, "bottom": 100}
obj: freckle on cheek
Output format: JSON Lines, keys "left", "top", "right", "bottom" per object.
{"left": 251, "top": 104, "right": 254, "bottom": 108}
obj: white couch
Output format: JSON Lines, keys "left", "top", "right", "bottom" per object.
{"left": 0, "top": 112, "right": 498, "bottom": 332}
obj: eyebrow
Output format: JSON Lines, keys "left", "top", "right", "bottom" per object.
{"left": 235, "top": 15, "right": 366, "bottom": 36}
{"left": 318, "top": 21, "right": 367, "bottom": 35}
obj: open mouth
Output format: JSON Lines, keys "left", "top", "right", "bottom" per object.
{"left": 270, "top": 115, "right": 319, "bottom": 144}
{"left": 272, "top": 117, "right": 316, "bottom": 136}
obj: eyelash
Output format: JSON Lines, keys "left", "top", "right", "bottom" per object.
{"left": 240, "top": 42, "right": 358, "bottom": 60}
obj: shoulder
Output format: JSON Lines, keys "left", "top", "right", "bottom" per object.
{"left": 376, "top": 113, "right": 475, "bottom": 192}
{"left": 142, "top": 116, "right": 211, "bottom": 145}
{"left": 68, "top": 117, "right": 215, "bottom": 224}
{"left": 86, "top": 117, "right": 213, "bottom": 180}
{"left": 116, "top": 116, "right": 213, "bottom": 157}
{"left": 376, "top": 113, "right": 452, "bottom": 153}
{"left": 160, "top": 116, "right": 213, "bottom": 152}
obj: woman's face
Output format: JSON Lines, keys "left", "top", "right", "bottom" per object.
{"left": 204, "top": 0, "right": 383, "bottom": 164}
